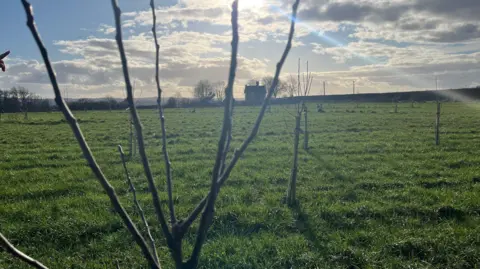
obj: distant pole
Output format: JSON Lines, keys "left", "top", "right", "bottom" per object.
{"left": 323, "top": 81, "right": 326, "bottom": 96}
{"left": 353, "top": 80, "right": 355, "bottom": 94}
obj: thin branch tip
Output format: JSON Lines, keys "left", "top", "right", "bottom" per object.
{"left": 112, "top": 0, "right": 174, "bottom": 255}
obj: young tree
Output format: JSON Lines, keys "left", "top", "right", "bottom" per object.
{"left": 104, "top": 95, "right": 118, "bottom": 111}
{"left": 286, "top": 59, "right": 313, "bottom": 206}
{"left": 285, "top": 75, "right": 298, "bottom": 98}
{"left": 3, "top": 0, "right": 302, "bottom": 268}
{"left": 214, "top": 81, "right": 226, "bottom": 102}
{"left": 193, "top": 80, "right": 214, "bottom": 99}
{"left": 262, "top": 76, "right": 286, "bottom": 98}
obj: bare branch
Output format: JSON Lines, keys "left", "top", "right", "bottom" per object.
{"left": 220, "top": 100, "right": 234, "bottom": 175}
{"left": 216, "top": 0, "right": 301, "bottom": 188}
{"left": 150, "top": 0, "right": 176, "bottom": 227}
{"left": 118, "top": 145, "right": 159, "bottom": 265}
{"left": 182, "top": 0, "right": 301, "bottom": 244}
{"left": 179, "top": 196, "right": 206, "bottom": 236}
{"left": 0, "top": 233, "right": 49, "bottom": 269}
{"left": 110, "top": 0, "right": 175, "bottom": 255}
{"left": 187, "top": 1, "right": 239, "bottom": 266}
{"left": 21, "top": 1, "right": 159, "bottom": 268}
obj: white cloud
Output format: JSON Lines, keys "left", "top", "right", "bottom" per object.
{"left": 3, "top": 0, "right": 480, "bottom": 99}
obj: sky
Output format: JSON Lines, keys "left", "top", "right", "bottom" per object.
{"left": 1, "top": 0, "right": 480, "bottom": 99}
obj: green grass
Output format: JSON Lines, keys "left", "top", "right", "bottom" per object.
{"left": 1, "top": 102, "right": 479, "bottom": 268}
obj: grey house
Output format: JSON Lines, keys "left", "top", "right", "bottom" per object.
{"left": 244, "top": 81, "right": 266, "bottom": 105}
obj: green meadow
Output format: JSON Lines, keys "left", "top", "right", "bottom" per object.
{"left": 1, "top": 102, "right": 479, "bottom": 268}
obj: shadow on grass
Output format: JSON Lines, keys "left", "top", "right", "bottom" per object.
{"left": 289, "top": 202, "right": 367, "bottom": 268}
{"left": 306, "top": 149, "right": 355, "bottom": 183}
{"left": 289, "top": 201, "right": 328, "bottom": 254}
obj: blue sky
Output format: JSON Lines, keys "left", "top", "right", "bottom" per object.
{"left": 2, "top": 0, "right": 480, "bottom": 98}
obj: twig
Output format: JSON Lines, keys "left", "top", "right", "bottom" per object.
{"left": 181, "top": 0, "right": 301, "bottom": 238}
{"left": 20, "top": 1, "right": 159, "bottom": 268}
{"left": 0, "top": 233, "right": 49, "bottom": 269}
{"left": 150, "top": 0, "right": 176, "bottom": 226}
{"left": 187, "top": 1, "right": 239, "bottom": 266}
{"left": 118, "top": 145, "right": 159, "bottom": 265}
{"left": 110, "top": 0, "right": 175, "bottom": 256}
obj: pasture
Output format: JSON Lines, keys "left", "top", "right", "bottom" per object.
{"left": 1, "top": 102, "right": 479, "bottom": 268}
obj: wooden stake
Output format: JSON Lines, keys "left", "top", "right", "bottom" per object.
{"left": 303, "top": 104, "right": 308, "bottom": 150}
{"left": 287, "top": 115, "right": 301, "bottom": 206}
{"left": 129, "top": 114, "right": 134, "bottom": 158}
{"left": 435, "top": 101, "right": 441, "bottom": 145}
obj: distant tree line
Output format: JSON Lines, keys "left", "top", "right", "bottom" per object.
{"left": 68, "top": 96, "right": 129, "bottom": 111}
{"left": 0, "top": 87, "right": 50, "bottom": 113}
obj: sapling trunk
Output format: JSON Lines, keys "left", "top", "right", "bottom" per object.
{"left": 129, "top": 115, "right": 134, "bottom": 158}
{"left": 12, "top": 0, "right": 302, "bottom": 268}
{"left": 133, "top": 125, "right": 137, "bottom": 156}
{"left": 287, "top": 115, "right": 301, "bottom": 206}
{"left": 435, "top": 101, "right": 441, "bottom": 145}
{"left": 303, "top": 106, "right": 308, "bottom": 150}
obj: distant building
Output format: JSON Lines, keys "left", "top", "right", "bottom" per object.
{"left": 244, "top": 81, "right": 266, "bottom": 105}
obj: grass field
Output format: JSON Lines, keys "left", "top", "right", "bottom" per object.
{"left": 1, "top": 102, "right": 480, "bottom": 268}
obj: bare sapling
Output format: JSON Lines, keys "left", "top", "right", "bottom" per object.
{"left": 435, "top": 101, "right": 441, "bottom": 145}
{"left": 2, "top": 0, "right": 302, "bottom": 268}
{"left": 129, "top": 84, "right": 142, "bottom": 158}
{"left": 302, "top": 62, "right": 312, "bottom": 150}
{"left": 303, "top": 103, "right": 308, "bottom": 150}
{"left": 286, "top": 58, "right": 313, "bottom": 206}
{"left": 287, "top": 113, "right": 301, "bottom": 206}
{"left": 129, "top": 113, "right": 135, "bottom": 157}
